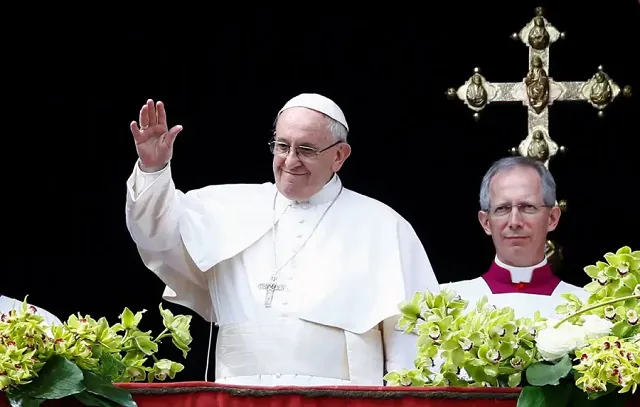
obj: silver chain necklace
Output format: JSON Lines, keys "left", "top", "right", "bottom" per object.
{"left": 258, "top": 183, "right": 343, "bottom": 307}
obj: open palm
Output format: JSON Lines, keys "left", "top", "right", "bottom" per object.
{"left": 130, "top": 99, "right": 183, "bottom": 172}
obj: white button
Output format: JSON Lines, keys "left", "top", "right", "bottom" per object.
{"left": 282, "top": 300, "right": 288, "bottom": 305}
{"left": 296, "top": 234, "right": 303, "bottom": 238}
{"left": 298, "top": 219, "right": 305, "bottom": 224}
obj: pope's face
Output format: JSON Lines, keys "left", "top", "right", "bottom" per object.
{"left": 272, "top": 107, "right": 350, "bottom": 201}
{"left": 477, "top": 166, "right": 561, "bottom": 267}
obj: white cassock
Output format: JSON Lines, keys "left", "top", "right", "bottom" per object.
{"left": 441, "top": 256, "right": 590, "bottom": 319}
{"left": 0, "top": 295, "right": 62, "bottom": 326}
{"left": 124, "top": 162, "right": 439, "bottom": 386}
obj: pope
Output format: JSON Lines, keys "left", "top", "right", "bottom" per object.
{"left": 124, "top": 94, "right": 441, "bottom": 386}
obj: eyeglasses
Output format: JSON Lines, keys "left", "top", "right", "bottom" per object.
{"left": 488, "top": 203, "right": 551, "bottom": 217}
{"left": 268, "top": 139, "right": 343, "bottom": 159}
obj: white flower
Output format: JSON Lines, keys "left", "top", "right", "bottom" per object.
{"left": 580, "top": 315, "right": 613, "bottom": 339}
{"left": 535, "top": 320, "right": 586, "bottom": 362}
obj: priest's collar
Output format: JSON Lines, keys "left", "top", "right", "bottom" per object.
{"left": 494, "top": 255, "right": 547, "bottom": 283}
{"left": 276, "top": 173, "right": 342, "bottom": 209}
{"left": 482, "top": 255, "right": 560, "bottom": 295}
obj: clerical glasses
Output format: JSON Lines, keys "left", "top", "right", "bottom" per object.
{"left": 488, "top": 203, "right": 551, "bottom": 217}
{"left": 268, "top": 139, "right": 343, "bottom": 159}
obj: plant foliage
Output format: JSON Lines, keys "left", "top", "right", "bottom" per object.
{"left": 0, "top": 301, "right": 193, "bottom": 406}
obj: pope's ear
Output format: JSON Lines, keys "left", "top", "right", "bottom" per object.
{"left": 478, "top": 210, "right": 492, "bottom": 235}
{"left": 332, "top": 143, "right": 351, "bottom": 172}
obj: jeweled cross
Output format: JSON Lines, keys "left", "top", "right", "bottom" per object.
{"left": 258, "top": 278, "right": 286, "bottom": 308}
{"left": 446, "top": 6, "right": 630, "bottom": 169}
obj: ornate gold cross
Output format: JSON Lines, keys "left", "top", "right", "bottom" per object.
{"left": 446, "top": 7, "right": 631, "bottom": 169}
{"left": 446, "top": 6, "right": 631, "bottom": 267}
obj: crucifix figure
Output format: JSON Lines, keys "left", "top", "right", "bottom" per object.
{"left": 258, "top": 277, "right": 286, "bottom": 308}
{"left": 446, "top": 6, "right": 631, "bottom": 169}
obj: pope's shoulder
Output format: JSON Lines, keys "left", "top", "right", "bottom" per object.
{"left": 341, "top": 187, "right": 412, "bottom": 223}
{"left": 182, "top": 181, "right": 280, "bottom": 209}
{"left": 185, "top": 181, "right": 414, "bottom": 225}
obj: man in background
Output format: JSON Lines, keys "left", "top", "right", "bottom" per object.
{"left": 442, "top": 156, "right": 589, "bottom": 318}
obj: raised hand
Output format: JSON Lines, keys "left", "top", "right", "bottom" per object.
{"left": 130, "top": 99, "right": 183, "bottom": 172}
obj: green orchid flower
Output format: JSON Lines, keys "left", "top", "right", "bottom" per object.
{"left": 151, "top": 359, "right": 184, "bottom": 381}
{"left": 582, "top": 247, "right": 640, "bottom": 305}
{"left": 573, "top": 335, "right": 640, "bottom": 394}
{"left": 385, "top": 245, "right": 640, "bottom": 407}
{"left": 1, "top": 298, "right": 193, "bottom": 405}
{"left": 159, "top": 304, "right": 193, "bottom": 358}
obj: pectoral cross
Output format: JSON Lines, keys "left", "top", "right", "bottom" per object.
{"left": 258, "top": 277, "right": 285, "bottom": 308}
{"left": 446, "top": 6, "right": 631, "bottom": 169}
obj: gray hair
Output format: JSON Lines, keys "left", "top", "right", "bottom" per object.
{"left": 273, "top": 112, "right": 348, "bottom": 142}
{"left": 479, "top": 156, "right": 556, "bottom": 211}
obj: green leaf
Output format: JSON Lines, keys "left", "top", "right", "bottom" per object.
{"left": 516, "top": 386, "right": 546, "bottom": 407}
{"left": 81, "top": 369, "right": 137, "bottom": 407}
{"left": 525, "top": 354, "right": 572, "bottom": 386}
{"left": 516, "top": 382, "right": 572, "bottom": 407}
{"left": 17, "top": 355, "right": 85, "bottom": 399}
{"left": 97, "top": 351, "right": 126, "bottom": 381}
{"left": 6, "top": 391, "right": 43, "bottom": 407}
{"left": 74, "top": 390, "right": 120, "bottom": 406}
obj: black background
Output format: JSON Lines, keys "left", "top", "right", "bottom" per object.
{"left": 5, "top": 1, "right": 639, "bottom": 381}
